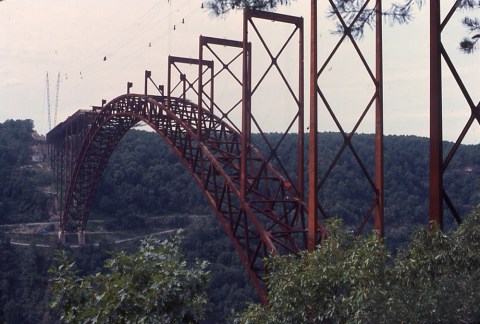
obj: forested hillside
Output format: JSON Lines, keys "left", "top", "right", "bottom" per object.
{"left": 92, "top": 129, "right": 480, "bottom": 246}
{"left": 2, "top": 119, "right": 478, "bottom": 240}
{"left": 1, "top": 119, "right": 479, "bottom": 323}
{"left": 91, "top": 130, "right": 210, "bottom": 229}
{"left": 0, "top": 120, "right": 51, "bottom": 224}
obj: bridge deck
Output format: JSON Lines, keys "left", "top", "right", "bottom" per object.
{"left": 46, "top": 109, "right": 98, "bottom": 143}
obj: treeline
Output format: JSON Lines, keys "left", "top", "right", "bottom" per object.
{"left": 2, "top": 119, "right": 479, "bottom": 240}
{"left": 93, "top": 129, "right": 480, "bottom": 246}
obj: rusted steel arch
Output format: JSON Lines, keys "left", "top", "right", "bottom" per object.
{"left": 62, "top": 93, "right": 312, "bottom": 303}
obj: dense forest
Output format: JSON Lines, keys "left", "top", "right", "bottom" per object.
{"left": 0, "top": 119, "right": 479, "bottom": 323}
{"left": 0, "top": 120, "right": 51, "bottom": 224}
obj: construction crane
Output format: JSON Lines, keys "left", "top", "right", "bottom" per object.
{"left": 45, "top": 72, "right": 61, "bottom": 131}
{"left": 54, "top": 72, "right": 60, "bottom": 128}
{"left": 46, "top": 72, "right": 51, "bottom": 131}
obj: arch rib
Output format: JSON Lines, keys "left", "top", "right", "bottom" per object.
{"left": 61, "top": 94, "right": 311, "bottom": 303}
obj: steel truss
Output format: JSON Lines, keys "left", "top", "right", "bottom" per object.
{"left": 47, "top": 110, "right": 98, "bottom": 243}
{"left": 309, "top": 0, "right": 384, "bottom": 248}
{"left": 430, "top": 0, "right": 480, "bottom": 229}
{"left": 242, "top": 9, "right": 318, "bottom": 240}
{"left": 48, "top": 91, "right": 311, "bottom": 303}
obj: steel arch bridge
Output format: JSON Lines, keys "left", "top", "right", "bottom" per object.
{"left": 47, "top": 2, "right": 478, "bottom": 303}
{"left": 47, "top": 94, "right": 319, "bottom": 303}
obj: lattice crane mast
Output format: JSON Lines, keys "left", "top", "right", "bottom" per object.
{"left": 54, "top": 72, "right": 60, "bottom": 128}
{"left": 45, "top": 72, "right": 61, "bottom": 131}
{"left": 46, "top": 72, "right": 51, "bottom": 131}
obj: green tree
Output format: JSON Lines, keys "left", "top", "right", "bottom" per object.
{"left": 387, "top": 212, "right": 480, "bottom": 322}
{"left": 238, "top": 218, "right": 392, "bottom": 323}
{"left": 49, "top": 233, "right": 210, "bottom": 323}
{"left": 0, "top": 119, "right": 50, "bottom": 224}
{"left": 237, "top": 208, "right": 480, "bottom": 323}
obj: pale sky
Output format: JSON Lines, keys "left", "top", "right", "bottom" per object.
{"left": 0, "top": 0, "right": 478, "bottom": 143}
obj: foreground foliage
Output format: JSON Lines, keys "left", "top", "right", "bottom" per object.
{"left": 239, "top": 208, "right": 480, "bottom": 323}
{"left": 49, "top": 233, "right": 210, "bottom": 323}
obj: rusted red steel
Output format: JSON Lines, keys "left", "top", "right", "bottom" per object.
{"left": 167, "top": 55, "right": 214, "bottom": 141}
{"left": 309, "top": 0, "right": 319, "bottom": 251}
{"left": 199, "top": 36, "right": 249, "bottom": 134}
{"left": 429, "top": 0, "right": 443, "bottom": 230}
{"left": 167, "top": 55, "right": 214, "bottom": 108}
{"left": 429, "top": 1, "right": 479, "bottom": 228}
{"left": 199, "top": 36, "right": 251, "bottom": 187}
{"left": 47, "top": 90, "right": 314, "bottom": 303}
{"left": 242, "top": 12, "right": 251, "bottom": 202}
{"left": 312, "top": 0, "right": 384, "bottom": 237}
{"left": 46, "top": 109, "right": 98, "bottom": 241}
{"left": 243, "top": 9, "right": 312, "bottom": 247}
{"left": 198, "top": 37, "right": 214, "bottom": 140}
{"left": 144, "top": 70, "right": 164, "bottom": 96}
{"left": 375, "top": 0, "right": 384, "bottom": 237}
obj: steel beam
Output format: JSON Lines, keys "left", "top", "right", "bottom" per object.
{"left": 309, "top": 0, "right": 318, "bottom": 251}
{"left": 314, "top": 0, "right": 383, "bottom": 237}
{"left": 242, "top": 9, "right": 306, "bottom": 239}
{"left": 375, "top": 0, "right": 384, "bottom": 237}
{"left": 429, "top": 0, "right": 443, "bottom": 230}
{"left": 241, "top": 11, "right": 251, "bottom": 201}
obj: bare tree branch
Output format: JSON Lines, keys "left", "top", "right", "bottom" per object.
{"left": 205, "top": 0, "right": 292, "bottom": 16}
{"left": 205, "top": 0, "right": 480, "bottom": 53}
{"left": 328, "top": 0, "right": 424, "bottom": 39}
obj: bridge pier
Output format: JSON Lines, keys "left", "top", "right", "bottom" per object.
{"left": 77, "top": 231, "right": 86, "bottom": 246}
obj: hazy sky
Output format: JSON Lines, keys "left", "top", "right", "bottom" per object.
{"left": 0, "top": 0, "right": 478, "bottom": 143}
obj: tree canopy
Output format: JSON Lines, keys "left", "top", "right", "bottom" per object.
{"left": 48, "top": 233, "right": 210, "bottom": 323}
{"left": 0, "top": 119, "right": 50, "bottom": 224}
{"left": 238, "top": 208, "right": 480, "bottom": 323}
